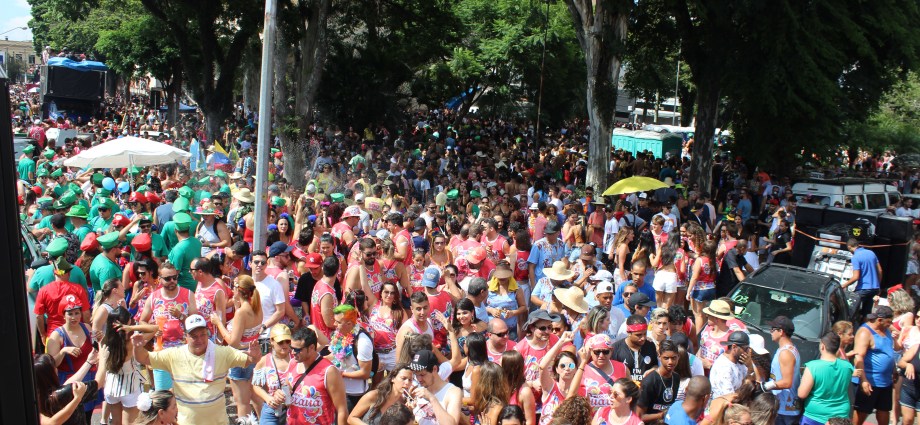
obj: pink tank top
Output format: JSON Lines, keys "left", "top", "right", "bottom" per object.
{"left": 194, "top": 281, "right": 225, "bottom": 334}
{"left": 331, "top": 222, "right": 351, "bottom": 241}
{"left": 368, "top": 301, "right": 399, "bottom": 352}
{"left": 396, "top": 229, "right": 415, "bottom": 266}
{"left": 311, "top": 280, "right": 337, "bottom": 340}
{"left": 151, "top": 288, "right": 192, "bottom": 348}
{"left": 481, "top": 234, "right": 507, "bottom": 262}
{"left": 539, "top": 381, "right": 566, "bottom": 425}
{"left": 347, "top": 262, "right": 384, "bottom": 296}
{"left": 286, "top": 358, "right": 337, "bottom": 425}
{"left": 578, "top": 361, "right": 629, "bottom": 410}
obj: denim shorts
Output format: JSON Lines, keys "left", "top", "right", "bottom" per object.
{"left": 229, "top": 363, "right": 255, "bottom": 381}
{"left": 692, "top": 287, "right": 717, "bottom": 302}
{"left": 901, "top": 381, "right": 920, "bottom": 411}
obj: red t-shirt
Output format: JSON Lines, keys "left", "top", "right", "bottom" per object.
{"left": 34, "top": 280, "right": 90, "bottom": 334}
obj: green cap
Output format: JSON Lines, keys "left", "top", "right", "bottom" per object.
{"left": 22, "top": 145, "right": 34, "bottom": 154}
{"left": 135, "top": 185, "right": 149, "bottom": 194}
{"left": 271, "top": 148, "right": 280, "bottom": 154}
{"left": 271, "top": 196, "right": 286, "bottom": 207}
{"left": 50, "top": 168, "right": 63, "bottom": 178}
{"left": 198, "top": 191, "right": 212, "bottom": 201}
{"left": 219, "top": 184, "right": 231, "bottom": 195}
{"left": 52, "top": 185, "right": 65, "bottom": 197}
{"left": 173, "top": 212, "right": 193, "bottom": 231}
{"left": 66, "top": 204, "right": 89, "bottom": 219}
{"left": 67, "top": 182, "right": 81, "bottom": 194}
{"left": 128, "top": 166, "right": 143, "bottom": 175}
{"left": 59, "top": 191, "right": 77, "bottom": 206}
{"left": 330, "top": 193, "right": 345, "bottom": 203}
{"left": 470, "top": 190, "right": 481, "bottom": 198}
{"left": 52, "top": 200, "right": 66, "bottom": 210}
{"left": 178, "top": 186, "right": 194, "bottom": 199}
{"left": 91, "top": 173, "right": 104, "bottom": 186}
{"left": 97, "top": 232, "right": 121, "bottom": 250}
{"left": 53, "top": 256, "right": 73, "bottom": 272}
{"left": 96, "top": 187, "right": 112, "bottom": 197}
{"left": 172, "top": 196, "right": 190, "bottom": 213}
{"left": 43, "top": 150, "right": 55, "bottom": 159}
{"left": 446, "top": 189, "right": 459, "bottom": 200}
{"left": 36, "top": 168, "right": 49, "bottom": 177}
{"left": 46, "top": 237, "right": 70, "bottom": 257}
{"left": 213, "top": 169, "right": 228, "bottom": 179}
{"left": 37, "top": 197, "right": 53, "bottom": 208}
{"left": 100, "top": 197, "right": 118, "bottom": 210}
{"left": 197, "top": 176, "right": 211, "bottom": 186}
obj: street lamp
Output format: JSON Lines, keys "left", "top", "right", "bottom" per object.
{"left": 0, "top": 27, "right": 28, "bottom": 37}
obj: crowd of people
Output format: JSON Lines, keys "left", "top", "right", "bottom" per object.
{"left": 14, "top": 90, "right": 920, "bottom": 425}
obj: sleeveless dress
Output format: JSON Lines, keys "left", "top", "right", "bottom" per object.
{"left": 539, "top": 381, "right": 567, "bottom": 425}
{"left": 197, "top": 221, "right": 221, "bottom": 256}
{"left": 150, "top": 288, "right": 192, "bottom": 348}
{"left": 368, "top": 301, "right": 400, "bottom": 370}
{"left": 54, "top": 323, "right": 103, "bottom": 413}
{"left": 104, "top": 358, "right": 144, "bottom": 401}
{"left": 194, "top": 281, "right": 225, "bottom": 335}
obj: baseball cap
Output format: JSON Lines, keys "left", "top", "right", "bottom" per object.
{"left": 421, "top": 266, "right": 441, "bottom": 288}
{"left": 544, "top": 221, "right": 560, "bottom": 234}
{"left": 413, "top": 218, "right": 427, "bottom": 232}
{"left": 638, "top": 192, "right": 648, "bottom": 199}
{"left": 590, "top": 269, "right": 614, "bottom": 282}
{"left": 749, "top": 333, "right": 769, "bottom": 355}
{"left": 409, "top": 349, "right": 439, "bottom": 372}
{"left": 529, "top": 203, "right": 539, "bottom": 210}
{"left": 630, "top": 292, "right": 655, "bottom": 307}
{"left": 767, "top": 316, "right": 795, "bottom": 335}
{"left": 720, "top": 331, "right": 750, "bottom": 347}
{"left": 595, "top": 281, "right": 614, "bottom": 295}
{"left": 466, "top": 247, "right": 487, "bottom": 264}
{"left": 185, "top": 314, "right": 208, "bottom": 333}
{"left": 303, "top": 253, "right": 323, "bottom": 268}
{"left": 59, "top": 295, "right": 83, "bottom": 312}
{"left": 270, "top": 324, "right": 292, "bottom": 343}
{"left": 269, "top": 241, "right": 295, "bottom": 258}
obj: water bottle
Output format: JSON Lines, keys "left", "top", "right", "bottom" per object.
{"left": 276, "top": 382, "right": 292, "bottom": 417}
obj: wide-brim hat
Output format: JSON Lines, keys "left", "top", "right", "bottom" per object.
{"left": 543, "top": 261, "right": 575, "bottom": 281}
{"left": 553, "top": 286, "right": 589, "bottom": 314}
{"left": 703, "top": 299, "right": 734, "bottom": 320}
{"left": 524, "top": 309, "right": 563, "bottom": 331}
{"left": 233, "top": 188, "right": 255, "bottom": 203}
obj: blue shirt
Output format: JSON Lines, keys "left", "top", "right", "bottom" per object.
{"left": 527, "top": 238, "right": 569, "bottom": 281}
{"left": 737, "top": 199, "right": 752, "bottom": 221}
{"left": 851, "top": 247, "right": 880, "bottom": 291}
{"left": 613, "top": 278, "right": 657, "bottom": 306}
{"left": 664, "top": 400, "right": 698, "bottom": 425}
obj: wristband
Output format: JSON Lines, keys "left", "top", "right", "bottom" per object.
{"left": 762, "top": 380, "right": 778, "bottom": 391}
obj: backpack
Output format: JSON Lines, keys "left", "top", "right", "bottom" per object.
{"left": 353, "top": 329, "right": 380, "bottom": 378}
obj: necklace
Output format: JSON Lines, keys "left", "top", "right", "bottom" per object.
{"left": 659, "top": 371, "right": 675, "bottom": 403}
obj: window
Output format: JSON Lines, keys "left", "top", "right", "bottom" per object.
{"left": 730, "top": 283, "right": 824, "bottom": 339}
{"left": 28, "top": 55, "right": 35, "bottom": 65}
{"left": 866, "top": 193, "right": 887, "bottom": 210}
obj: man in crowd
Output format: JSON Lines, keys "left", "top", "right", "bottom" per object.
{"left": 842, "top": 238, "right": 883, "bottom": 317}
{"left": 132, "top": 314, "right": 260, "bottom": 424}
{"left": 710, "top": 331, "right": 750, "bottom": 398}
{"left": 852, "top": 306, "right": 898, "bottom": 425}
{"left": 765, "top": 316, "right": 801, "bottom": 425}
{"left": 250, "top": 250, "right": 288, "bottom": 351}
{"left": 612, "top": 315, "right": 659, "bottom": 382}
{"left": 288, "top": 326, "right": 349, "bottom": 424}
{"left": 408, "top": 349, "right": 463, "bottom": 425}
{"left": 34, "top": 257, "right": 91, "bottom": 342}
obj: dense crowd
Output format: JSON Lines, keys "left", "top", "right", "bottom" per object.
{"left": 13, "top": 89, "right": 920, "bottom": 425}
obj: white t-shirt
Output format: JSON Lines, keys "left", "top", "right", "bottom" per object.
{"left": 603, "top": 217, "right": 620, "bottom": 254}
{"left": 343, "top": 332, "right": 374, "bottom": 395}
{"left": 709, "top": 354, "right": 748, "bottom": 398}
{"left": 255, "top": 275, "right": 286, "bottom": 335}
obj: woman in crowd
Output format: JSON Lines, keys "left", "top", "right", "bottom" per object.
{"left": 210, "top": 275, "right": 263, "bottom": 423}
{"left": 572, "top": 334, "right": 629, "bottom": 412}
{"left": 34, "top": 348, "right": 108, "bottom": 425}
{"left": 610, "top": 227, "right": 634, "bottom": 285}
{"left": 133, "top": 391, "right": 178, "bottom": 425}
{"left": 591, "top": 378, "right": 643, "bottom": 425}
{"left": 347, "top": 364, "right": 414, "bottom": 425}
{"left": 452, "top": 298, "right": 487, "bottom": 356}
{"left": 686, "top": 240, "right": 718, "bottom": 332}
{"left": 369, "top": 281, "right": 405, "bottom": 382}
{"left": 252, "top": 324, "right": 295, "bottom": 425}
{"left": 276, "top": 213, "right": 294, "bottom": 245}
{"left": 550, "top": 396, "right": 592, "bottom": 425}
{"left": 462, "top": 332, "right": 489, "bottom": 408}
{"left": 128, "top": 258, "right": 158, "bottom": 322}
{"left": 501, "top": 351, "right": 537, "bottom": 425}
{"left": 92, "top": 278, "right": 125, "bottom": 340}
{"left": 429, "top": 232, "right": 454, "bottom": 270}
{"left": 194, "top": 201, "right": 231, "bottom": 255}
{"left": 470, "top": 362, "right": 507, "bottom": 425}
{"left": 497, "top": 405, "right": 527, "bottom": 425}
{"left": 101, "top": 307, "right": 143, "bottom": 425}
{"left": 487, "top": 260, "right": 526, "bottom": 340}
{"left": 575, "top": 306, "right": 610, "bottom": 350}
{"left": 650, "top": 228, "right": 682, "bottom": 310}
{"left": 539, "top": 331, "right": 581, "bottom": 425}
{"left": 712, "top": 404, "right": 752, "bottom": 425}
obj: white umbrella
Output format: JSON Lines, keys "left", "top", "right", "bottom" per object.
{"left": 28, "top": 87, "right": 40, "bottom": 93}
{"left": 64, "top": 136, "right": 191, "bottom": 169}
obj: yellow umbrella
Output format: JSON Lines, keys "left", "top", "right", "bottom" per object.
{"left": 602, "top": 176, "right": 668, "bottom": 196}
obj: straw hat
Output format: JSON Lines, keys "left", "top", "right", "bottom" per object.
{"left": 233, "top": 188, "right": 255, "bottom": 203}
{"left": 702, "top": 300, "right": 734, "bottom": 321}
{"left": 543, "top": 261, "right": 576, "bottom": 281}
{"left": 553, "top": 286, "right": 589, "bottom": 314}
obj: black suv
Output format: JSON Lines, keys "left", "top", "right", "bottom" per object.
{"left": 726, "top": 264, "right": 861, "bottom": 362}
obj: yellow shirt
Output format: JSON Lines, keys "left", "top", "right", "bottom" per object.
{"left": 149, "top": 345, "right": 249, "bottom": 425}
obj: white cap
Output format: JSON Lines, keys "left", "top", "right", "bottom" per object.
{"left": 639, "top": 192, "right": 648, "bottom": 199}
{"left": 355, "top": 192, "right": 365, "bottom": 202}
{"left": 591, "top": 270, "right": 614, "bottom": 281}
{"left": 749, "top": 333, "right": 769, "bottom": 355}
{"left": 529, "top": 203, "right": 539, "bottom": 210}
{"left": 595, "top": 281, "right": 614, "bottom": 295}
{"left": 185, "top": 314, "right": 208, "bottom": 333}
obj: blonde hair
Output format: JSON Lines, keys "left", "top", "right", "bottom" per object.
{"left": 235, "top": 275, "right": 261, "bottom": 317}
{"left": 889, "top": 289, "right": 915, "bottom": 316}
{"left": 714, "top": 403, "right": 751, "bottom": 425}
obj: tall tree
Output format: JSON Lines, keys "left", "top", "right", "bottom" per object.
{"left": 566, "top": 0, "right": 632, "bottom": 191}
{"left": 137, "top": 0, "right": 262, "bottom": 143}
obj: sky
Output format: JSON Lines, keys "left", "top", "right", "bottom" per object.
{"left": 1, "top": 0, "right": 33, "bottom": 42}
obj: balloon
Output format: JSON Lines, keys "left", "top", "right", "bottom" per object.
{"left": 102, "top": 177, "right": 116, "bottom": 191}
{"left": 117, "top": 181, "right": 130, "bottom": 193}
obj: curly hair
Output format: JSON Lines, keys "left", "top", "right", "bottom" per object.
{"left": 549, "top": 395, "right": 592, "bottom": 425}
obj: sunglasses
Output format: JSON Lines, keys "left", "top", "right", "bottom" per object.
{"left": 593, "top": 349, "right": 611, "bottom": 356}
{"left": 291, "top": 346, "right": 304, "bottom": 354}
{"left": 558, "top": 363, "right": 576, "bottom": 370}
{"left": 98, "top": 207, "right": 110, "bottom": 212}
{"left": 551, "top": 327, "right": 565, "bottom": 332}
{"left": 162, "top": 275, "right": 178, "bottom": 281}
{"left": 491, "top": 331, "right": 509, "bottom": 338}
{"left": 252, "top": 260, "right": 267, "bottom": 265}
{"left": 535, "top": 325, "right": 551, "bottom": 332}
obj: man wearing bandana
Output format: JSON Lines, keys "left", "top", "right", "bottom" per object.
{"left": 611, "top": 315, "right": 659, "bottom": 383}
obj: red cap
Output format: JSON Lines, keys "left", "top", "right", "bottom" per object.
{"left": 769, "top": 199, "right": 780, "bottom": 205}
{"left": 112, "top": 213, "right": 131, "bottom": 227}
{"left": 129, "top": 192, "right": 147, "bottom": 203}
{"left": 304, "top": 253, "right": 323, "bottom": 269}
{"left": 274, "top": 152, "right": 283, "bottom": 159}
{"left": 145, "top": 192, "right": 161, "bottom": 204}
{"left": 17, "top": 195, "right": 23, "bottom": 205}
{"left": 80, "top": 232, "right": 99, "bottom": 251}
{"left": 466, "top": 246, "right": 487, "bottom": 264}
{"left": 131, "top": 233, "right": 152, "bottom": 251}
{"left": 31, "top": 186, "right": 43, "bottom": 195}
{"left": 59, "top": 294, "right": 83, "bottom": 312}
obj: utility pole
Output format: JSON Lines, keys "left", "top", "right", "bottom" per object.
{"left": 252, "top": 0, "right": 277, "bottom": 251}
{"left": 535, "top": 0, "right": 552, "bottom": 148}
{"left": 672, "top": 47, "right": 681, "bottom": 126}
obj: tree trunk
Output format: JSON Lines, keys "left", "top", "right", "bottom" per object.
{"left": 679, "top": 86, "right": 695, "bottom": 127}
{"left": 689, "top": 81, "right": 720, "bottom": 194}
{"left": 242, "top": 51, "right": 261, "bottom": 114}
{"left": 567, "top": 0, "right": 631, "bottom": 192}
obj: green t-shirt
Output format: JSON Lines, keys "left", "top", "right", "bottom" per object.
{"left": 29, "top": 264, "right": 89, "bottom": 293}
{"left": 90, "top": 216, "right": 113, "bottom": 233}
{"left": 803, "top": 358, "right": 855, "bottom": 423}
{"left": 72, "top": 223, "right": 93, "bottom": 244}
{"left": 168, "top": 237, "right": 202, "bottom": 292}
{"left": 89, "top": 255, "right": 123, "bottom": 291}
{"left": 160, "top": 221, "right": 179, "bottom": 250}
{"left": 18, "top": 158, "right": 35, "bottom": 181}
